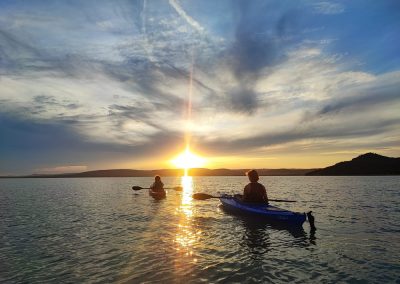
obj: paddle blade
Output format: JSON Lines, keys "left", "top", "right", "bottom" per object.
{"left": 173, "top": 186, "right": 183, "bottom": 191}
{"left": 192, "top": 193, "right": 216, "bottom": 200}
{"left": 132, "top": 186, "right": 144, "bottom": 191}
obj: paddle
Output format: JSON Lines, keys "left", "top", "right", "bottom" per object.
{"left": 132, "top": 186, "right": 183, "bottom": 191}
{"left": 192, "top": 193, "right": 296, "bottom": 202}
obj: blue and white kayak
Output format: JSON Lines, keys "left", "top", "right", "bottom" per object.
{"left": 219, "top": 194, "right": 306, "bottom": 226}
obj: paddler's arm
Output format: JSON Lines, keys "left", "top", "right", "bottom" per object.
{"left": 262, "top": 185, "right": 269, "bottom": 204}
{"left": 243, "top": 184, "right": 250, "bottom": 201}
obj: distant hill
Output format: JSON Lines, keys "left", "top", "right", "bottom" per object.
{"left": 0, "top": 168, "right": 316, "bottom": 178}
{"left": 188, "top": 168, "right": 314, "bottom": 176}
{"left": 3, "top": 153, "right": 399, "bottom": 178}
{"left": 307, "top": 153, "right": 400, "bottom": 175}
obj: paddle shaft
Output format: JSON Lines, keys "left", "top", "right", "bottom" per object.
{"left": 134, "top": 187, "right": 179, "bottom": 189}
{"left": 192, "top": 193, "right": 296, "bottom": 202}
{"left": 132, "top": 185, "right": 182, "bottom": 191}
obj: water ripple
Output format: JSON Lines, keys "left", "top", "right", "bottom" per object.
{"left": 1, "top": 176, "right": 399, "bottom": 283}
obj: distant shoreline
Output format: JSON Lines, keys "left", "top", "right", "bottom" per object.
{"left": 2, "top": 152, "right": 399, "bottom": 178}
{"left": 0, "top": 168, "right": 316, "bottom": 178}
{"left": 2, "top": 174, "right": 400, "bottom": 179}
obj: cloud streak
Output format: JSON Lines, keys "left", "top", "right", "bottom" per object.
{"left": 169, "top": 0, "right": 205, "bottom": 34}
{"left": 312, "top": 2, "right": 345, "bottom": 15}
{"left": 317, "top": 72, "right": 400, "bottom": 115}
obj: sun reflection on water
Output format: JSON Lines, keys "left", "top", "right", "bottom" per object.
{"left": 173, "top": 176, "right": 200, "bottom": 267}
{"left": 181, "top": 176, "right": 193, "bottom": 212}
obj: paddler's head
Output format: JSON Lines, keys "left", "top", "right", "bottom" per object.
{"left": 155, "top": 175, "right": 161, "bottom": 182}
{"left": 246, "top": 170, "right": 259, "bottom": 182}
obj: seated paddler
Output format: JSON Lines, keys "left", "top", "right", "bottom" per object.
{"left": 150, "top": 175, "right": 165, "bottom": 192}
{"left": 236, "top": 170, "right": 268, "bottom": 204}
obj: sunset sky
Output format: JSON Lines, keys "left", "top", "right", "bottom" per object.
{"left": 1, "top": 0, "right": 400, "bottom": 174}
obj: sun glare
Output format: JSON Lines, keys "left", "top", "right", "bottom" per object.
{"left": 171, "top": 147, "right": 205, "bottom": 174}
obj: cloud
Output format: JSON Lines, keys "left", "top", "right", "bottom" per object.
{"left": 0, "top": 29, "right": 44, "bottom": 73}
{"left": 312, "top": 2, "right": 345, "bottom": 15}
{"left": 0, "top": 113, "right": 99, "bottom": 173}
{"left": 200, "top": 114, "right": 400, "bottom": 156}
{"left": 317, "top": 71, "right": 400, "bottom": 115}
{"left": 2, "top": 23, "right": 399, "bottom": 163}
{"left": 213, "top": 1, "right": 303, "bottom": 115}
{"left": 169, "top": 0, "right": 205, "bottom": 34}
{"left": 228, "top": 2, "right": 301, "bottom": 79}
{"left": 225, "top": 87, "right": 259, "bottom": 115}
{"left": 0, "top": 112, "right": 184, "bottom": 173}
{"left": 188, "top": 49, "right": 400, "bottom": 156}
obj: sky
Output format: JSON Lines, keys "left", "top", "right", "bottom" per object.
{"left": 1, "top": 0, "right": 400, "bottom": 174}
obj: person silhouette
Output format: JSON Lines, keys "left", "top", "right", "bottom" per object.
{"left": 150, "top": 175, "right": 164, "bottom": 192}
{"left": 241, "top": 170, "right": 268, "bottom": 204}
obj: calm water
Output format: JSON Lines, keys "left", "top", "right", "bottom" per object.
{"left": 0, "top": 176, "right": 399, "bottom": 283}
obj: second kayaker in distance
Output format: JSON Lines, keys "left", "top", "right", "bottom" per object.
{"left": 150, "top": 175, "right": 165, "bottom": 192}
{"left": 239, "top": 169, "right": 268, "bottom": 204}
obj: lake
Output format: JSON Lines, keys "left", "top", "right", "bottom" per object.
{"left": 0, "top": 176, "right": 399, "bottom": 283}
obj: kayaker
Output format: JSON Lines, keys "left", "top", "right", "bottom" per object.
{"left": 150, "top": 175, "right": 165, "bottom": 192}
{"left": 241, "top": 170, "right": 268, "bottom": 204}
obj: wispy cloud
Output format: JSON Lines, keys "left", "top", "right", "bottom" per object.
{"left": 312, "top": 2, "right": 345, "bottom": 15}
{"left": 169, "top": 0, "right": 205, "bottom": 34}
{"left": 316, "top": 72, "right": 400, "bottom": 115}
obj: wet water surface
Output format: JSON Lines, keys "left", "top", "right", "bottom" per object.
{"left": 1, "top": 176, "right": 399, "bottom": 283}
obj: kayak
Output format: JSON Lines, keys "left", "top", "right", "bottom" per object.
{"left": 149, "top": 189, "right": 166, "bottom": 200}
{"left": 219, "top": 194, "right": 306, "bottom": 226}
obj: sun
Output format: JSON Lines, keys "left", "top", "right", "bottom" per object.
{"left": 171, "top": 147, "right": 206, "bottom": 173}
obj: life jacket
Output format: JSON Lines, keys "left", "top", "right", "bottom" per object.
{"left": 151, "top": 181, "right": 164, "bottom": 192}
{"left": 243, "top": 182, "right": 267, "bottom": 203}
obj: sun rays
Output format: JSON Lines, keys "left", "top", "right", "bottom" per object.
{"left": 171, "top": 146, "right": 206, "bottom": 176}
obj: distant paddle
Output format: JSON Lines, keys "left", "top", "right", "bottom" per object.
{"left": 132, "top": 186, "right": 183, "bottom": 191}
{"left": 192, "top": 193, "right": 220, "bottom": 200}
{"left": 192, "top": 193, "right": 296, "bottom": 202}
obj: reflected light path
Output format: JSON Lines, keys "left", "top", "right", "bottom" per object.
{"left": 173, "top": 176, "right": 201, "bottom": 274}
{"left": 181, "top": 176, "right": 193, "bottom": 215}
